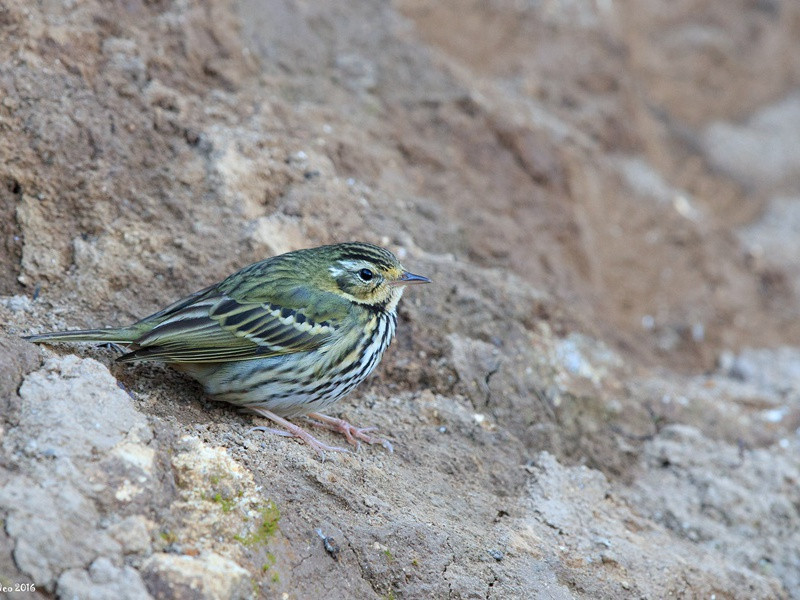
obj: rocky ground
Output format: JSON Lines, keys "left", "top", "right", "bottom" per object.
{"left": 1, "top": 0, "right": 800, "bottom": 598}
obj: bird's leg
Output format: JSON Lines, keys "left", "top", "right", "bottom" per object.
{"left": 305, "top": 412, "right": 394, "bottom": 453}
{"left": 248, "top": 407, "right": 349, "bottom": 458}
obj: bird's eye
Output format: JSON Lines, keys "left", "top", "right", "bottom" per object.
{"left": 358, "top": 268, "right": 374, "bottom": 282}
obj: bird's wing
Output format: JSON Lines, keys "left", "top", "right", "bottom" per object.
{"left": 118, "top": 292, "right": 341, "bottom": 364}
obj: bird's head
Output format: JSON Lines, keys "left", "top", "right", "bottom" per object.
{"left": 316, "top": 242, "right": 430, "bottom": 310}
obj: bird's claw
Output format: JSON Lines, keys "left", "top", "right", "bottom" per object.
{"left": 306, "top": 413, "right": 394, "bottom": 453}
{"left": 247, "top": 408, "right": 350, "bottom": 458}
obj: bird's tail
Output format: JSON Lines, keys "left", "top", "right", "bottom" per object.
{"left": 25, "top": 327, "right": 137, "bottom": 345}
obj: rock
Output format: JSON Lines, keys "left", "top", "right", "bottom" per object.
{"left": 108, "top": 516, "right": 155, "bottom": 556}
{"left": 0, "top": 334, "right": 40, "bottom": 414}
{"left": 723, "top": 346, "right": 800, "bottom": 395}
{"left": 703, "top": 94, "right": 800, "bottom": 190}
{"left": 0, "top": 475, "right": 122, "bottom": 590}
{"left": 0, "top": 294, "right": 35, "bottom": 312}
{"left": 334, "top": 53, "right": 377, "bottom": 93}
{"left": 57, "top": 558, "right": 152, "bottom": 600}
{"left": 245, "top": 213, "right": 306, "bottom": 256}
{"left": 142, "top": 553, "right": 251, "bottom": 600}
{"left": 0, "top": 356, "right": 161, "bottom": 590}
{"left": 518, "top": 451, "right": 784, "bottom": 598}
{"left": 448, "top": 333, "right": 501, "bottom": 405}
{"left": 552, "top": 332, "right": 622, "bottom": 385}
{"left": 15, "top": 355, "right": 152, "bottom": 460}
{"left": 625, "top": 426, "right": 800, "bottom": 594}
{"left": 738, "top": 196, "right": 800, "bottom": 296}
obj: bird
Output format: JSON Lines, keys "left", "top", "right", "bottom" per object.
{"left": 25, "top": 242, "right": 430, "bottom": 456}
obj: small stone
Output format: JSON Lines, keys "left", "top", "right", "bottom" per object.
{"left": 487, "top": 549, "right": 504, "bottom": 561}
{"left": 2, "top": 295, "right": 34, "bottom": 312}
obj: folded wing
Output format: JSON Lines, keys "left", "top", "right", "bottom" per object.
{"left": 118, "top": 294, "right": 336, "bottom": 363}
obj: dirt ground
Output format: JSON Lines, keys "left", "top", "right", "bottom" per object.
{"left": 2, "top": 0, "right": 800, "bottom": 598}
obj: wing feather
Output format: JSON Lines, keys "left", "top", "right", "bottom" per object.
{"left": 117, "top": 255, "right": 351, "bottom": 364}
{"left": 118, "top": 293, "right": 337, "bottom": 364}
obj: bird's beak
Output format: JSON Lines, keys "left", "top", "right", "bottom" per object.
{"left": 389, "top": 271, "right": 431, "bottom": 286}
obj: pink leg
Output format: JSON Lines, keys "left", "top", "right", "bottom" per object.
{"left": 248, "top": 407, "right": 349, "bottom": 458}
{"left": 306, "top": 412, "right": 394, "bottom": 453}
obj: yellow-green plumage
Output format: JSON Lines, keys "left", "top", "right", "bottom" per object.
{"left": 25, "top": 242, "right": 429, "bottom": 455}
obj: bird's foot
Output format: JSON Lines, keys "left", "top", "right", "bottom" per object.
{"left": 248, "top": 407, "right": 350, "bottom": 459}
{"left": 249, "top": 425, "right": 293, "bottom": 438}
{"left": 306, "top": 412, "right": 394, "bottom": 453}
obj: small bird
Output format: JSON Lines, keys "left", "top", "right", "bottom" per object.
{"left": 25, "top": 242, "right": 430, "bottom": 456}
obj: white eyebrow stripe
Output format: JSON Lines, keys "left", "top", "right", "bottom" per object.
{"left": 336, "top": 259, "right": 368, "bottom": 270}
